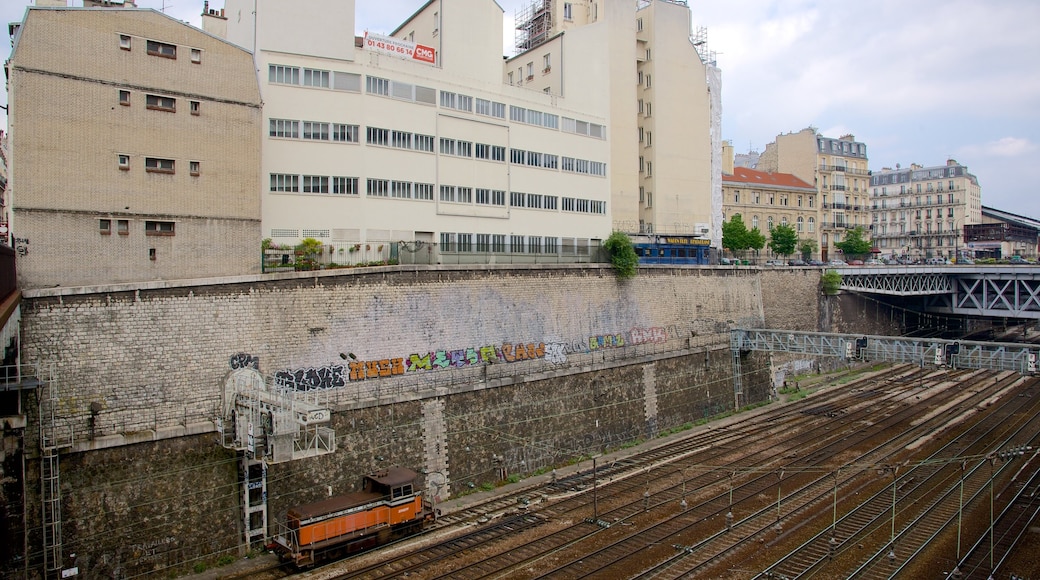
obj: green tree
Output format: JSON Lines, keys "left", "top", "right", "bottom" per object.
{"left": 604, "top": 231, "right": 638, "bottom": 279}
{"left": 834, "top": 226, "right": 872, "bottom": 259}
{"left": 821, "top": 270, "right": 842, "bottom": 295}
{"left": 722, "top": 214, "right": 751, "bottom": 254}
{"left": 798, "top": 238, "right": 818, "bottom": 261}
{"left": 747, "top": 227, "right": 766, "bottom": 254}
{"left": 768, "top": 224, "right": 798, "bottom": 257}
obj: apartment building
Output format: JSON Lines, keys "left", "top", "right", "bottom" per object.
{"left": 215, "top": 0, "right": 616, "bottom": 261}
{"left": 506, "top": 0, "right": 722, "bottom": 242}
{"left": 869, "top": 159, "right": 982, "bottom": 261}
{"left": 758, "top": 128, "right": 870, "bottom": 261}
{"left": 721, "top": 167, "right": 817, "bottom": 250}
{"left": 7, "top": 4, "right": 262, "bottom": 289}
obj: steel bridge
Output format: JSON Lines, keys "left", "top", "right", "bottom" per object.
{"left": 832, "top": 265, "right": 1040, "bottom": 319}
{"left": 729, "top": 328, "right": 1039, "bottom": 407}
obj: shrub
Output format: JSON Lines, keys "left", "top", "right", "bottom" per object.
{"left": 604, "top": 231, "right": 638, "bottom": 279}
{"left": 821, "top": 270, "right": 842, "bottom": 295}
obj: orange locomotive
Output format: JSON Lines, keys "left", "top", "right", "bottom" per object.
{"left": 272, "top": 467, "right": 433, "bottom": 567}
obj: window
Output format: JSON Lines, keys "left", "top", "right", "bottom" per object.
{"left": 303, "top": 175, "right": 329, "bottom": 193}
{"left": 119, "top": 90, "right": 130, "bottom": 105}
{"left": 414, "top": 183, "right": 434, "bottom": 200}
{"left": 332, "top": 176, "right": 358, "bottom": 195}
{"left": 145, "top": 157, "right": 175, "bottom": 174}
{"left": 366, "top": 127, "right": 389, "bottom": 146}
{"left": 391, "top": 181, "right": 412, "bottom": 198}
{"left": 367, "top": 178, "right": 389, "bottom": 197}
{"left": 414, "top": 134, "right": 435, "bottom": 152}
{"left": 99, "top": 219, "right": 112, "bottom": 235}
{"left": 475, "top": 143, "right": 490, "bottom": 160}
{"left": 366, "top": 75, "right": 390, "bottom": 95}
{"left": 190, "top": 48, "right": 201, "bottom": 63}
{"left": 190, "top": 101, "right": 200, "bottom": 115}
{"left": 189, "top": 161, "right": 200, "bottom": 176}
{"left": 145, "top": 221, "right": 175, "bottom": 236}
{"left": 146, "top": 40, "right": 176, "bottom": 59}
{"left": 543, "top": 53, "right": 551, "bottom": 72}
{"left": 117, "top": 220, "right": 129, "bottom": 235}
{"left": 440, "top": 185, "right": 456, "bottom": 202}
{"left": 270, "top": 174, "right": 299, "bottom": 192}
{"left": 270, "top": 119, "right": 299, "bottom": 138}
{"left": 118, "top": 154, "right": 130, "bottom": 170}
{"left": 526, "top": 62, "right": 534, "bottom": 79}
{"left": 332, "top": 123, "right": 359, "bottom": 143}
{"left": 302, "top": 68, "right": 330, "bottom": 88}
{"left": 303, "top": 121, "right": 329, "bottom": 140}
{"left": 564, "top": 2, "right": 573, "bottom": 19}
{"left": 119, "top": 34, "right": 131, "bottom": 50}
{"left": 146, "top": 94, "right": 176, "bottom": 112}
{"left": 491, "top": 146, "right": 506, "bottom": 162}
{"left": 269, "top": 64, "right": 300, "bottom": 85}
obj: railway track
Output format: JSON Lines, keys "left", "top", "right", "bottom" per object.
{"left": 323, "top": 365, "right": 1033, "bottom": 579}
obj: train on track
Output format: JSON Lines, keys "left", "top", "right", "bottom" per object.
{"left": 630, "top": 234, "right": 714, "bottom": 265}
{"left": 271, "top": 467, "right": 433, "bottom": 567}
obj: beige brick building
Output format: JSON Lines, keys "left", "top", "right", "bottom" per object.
{"left": 7, "top": 5, "right": 262, "bottom": 289}
{"left": 722, "top": 167, "right": 817, "bottom": 258}
{"left": 758, "top": 128, "right": 870, "bottom": 261}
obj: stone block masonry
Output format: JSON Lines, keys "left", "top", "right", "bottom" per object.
{"left": 11, "top": 264, "right": 828, "bottom": 576}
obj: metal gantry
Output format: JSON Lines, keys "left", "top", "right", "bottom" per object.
{"left": 730, "top": 329, "right": 1039, "bottom": 389}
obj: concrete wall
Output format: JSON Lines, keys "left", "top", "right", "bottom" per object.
{"left": 11, "top": 264, "right": 846, "bottom": 576}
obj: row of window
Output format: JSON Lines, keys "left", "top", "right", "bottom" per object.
{"left": 119, "top": 34, "right": 201, "bottom": 63}
{"left": 440, "top": 233, "right": 597, "bottom": 255}
{"left": 119, "top": 90, "right": 201, "bottom": 115}
{"left": 268, "top": 64, "right": 607, "bottom": 140}
{"left": 99, "top": 218, "right": 175, "bottom": 236}
{"left": 269, "top": 119, "right": 360, "bottom": 142}
{"left": 268, "top": 172, "right": 605, "bottom": 214}
{"left": 874, "top": 186, "right": 960, "bottom": 198}
{"left": 118, "top": 155, "right": 200, "bottom": 176}
{"left": 731, "top": 191, "right": 817, "bottom": 208}
{"left": 876, "top": 208, "right": 956, "bottom": 221}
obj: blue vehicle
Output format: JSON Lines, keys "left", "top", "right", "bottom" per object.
{"left": 630, "top": 234, "right": 713, "bottom": 265}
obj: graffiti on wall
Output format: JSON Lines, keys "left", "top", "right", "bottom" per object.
{"left": 263, "top": 319, "right": 737, "bottom": 391}
{"left": 229, "top": 353, "right": 260, "bottom": 370}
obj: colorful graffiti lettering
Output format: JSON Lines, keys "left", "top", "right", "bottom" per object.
{"left": 588, "top": 334, "right": 625, "bottom": 350}
{"left": 348, "top": 358, "right": 406, "bottom": 380}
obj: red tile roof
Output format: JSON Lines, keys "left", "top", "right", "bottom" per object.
{"left": 723, "top": 167, "right": 814, "bottom": 190}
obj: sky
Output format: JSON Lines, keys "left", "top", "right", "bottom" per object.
{"left": 2, "top": 0, "right": 1038, "bottom": 218}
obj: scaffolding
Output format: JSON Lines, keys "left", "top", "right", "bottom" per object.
{"left": 219, "top": 367, "right": 335, "bottom": 548}
{"left": 515, "top": 0, "right": 553, "bottom": 54}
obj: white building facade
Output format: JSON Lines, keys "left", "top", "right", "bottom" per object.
{"left": 218, "top": 0, "right": 616, "bottom": 263}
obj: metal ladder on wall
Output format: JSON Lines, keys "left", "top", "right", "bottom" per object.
{"left": 38, "top": 366, "right": 72, "bottom": 577}
{"left": 730, "top": 340, "right": 744, "bottom": 411}
{"left": 241, "top": 456, "right": 268, "bottom": 548}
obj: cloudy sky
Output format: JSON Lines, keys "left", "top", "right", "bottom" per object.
{"left": 3, "top": 0, "right": 1038, "bottom": 218}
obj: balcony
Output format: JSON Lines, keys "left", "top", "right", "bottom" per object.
{"left": 823, "top": 202, "right": 848, "bottom": 210}
{"left": 829, "top": 184, "right": 847, "bottom": 191}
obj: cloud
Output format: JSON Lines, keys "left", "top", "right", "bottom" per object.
{"left": 958, "top": 137, "right": 1038, "bottom": 158}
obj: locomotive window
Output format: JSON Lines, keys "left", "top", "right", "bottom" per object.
{"left": 392, "top": 484, "right": 413, "bottom": 499}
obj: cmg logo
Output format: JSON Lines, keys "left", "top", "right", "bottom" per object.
{"left": 413, "top": 44, "right": 436, "bottom": 63}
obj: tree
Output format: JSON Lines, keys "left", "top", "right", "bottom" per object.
{"left": 722, "top": 214, "right": 751, "bottom": 254}
{"left": 604, "top": 231, "right": 638, "bottom": 279}
{"left": 768, "top": 224, "right": 798, "bottom": 257}
{"left": 798, "top": 238, "right": 818, "bottom": 261}
{"left": 834, "top": 226, "right": 872, "bottom": 259}
{"left": 747, "top": 227, "right": 766, "bottom": 253}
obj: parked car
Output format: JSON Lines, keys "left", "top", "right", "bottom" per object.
{"left": 788, "top": 259, "right": 807, "bottom": 266}
{"left": 1008, "top": 255, "right": 1030, "bottom": 264}
{"left": 954, "top": 257, "right": 974, "bottom": 265}
{"left": 827, "top": 259, "right": 848, "bottom": 267}
{"left": 719, "top": 257, "right": 735, "bottom": 265}
{"left": 847, "top": 259, "right": 864, "bottom": 266}
{"left": 865, "top": 258, "right": 884, "bottom": 266}
{"left": 764, "top": 259, "right": 785, "bottom": 266}
{"left": 807, "top": 259, "right": 826, "bottom": 267}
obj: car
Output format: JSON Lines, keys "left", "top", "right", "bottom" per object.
{"left": 847, "top": 259, "right": 864, "bottom": 266}
{"left": 788, "top": 259, "right": 807, "bottom": 266}
{"left": 764, "top": 259, "right": 785, "bottom": 266}
{"left": 807, "top": 259, "right": 826, "bottom": 267}
{"left": 719, "top": 257, "right": 735, "bottom": 265}
{"left": 1008, "top": 255, "right": 1030, "bottom": 264}
{"left": 955, "top": 257, "right": 974, "bottom": 265}
{"left": 865, "top": 258, "right": 884, "bottom": 266}
{"left": 826, "top": 259, "right": 848, "bottom": 267}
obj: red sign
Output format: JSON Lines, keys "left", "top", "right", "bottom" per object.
{"left": 364, "top": 32, "right": 436, "bottom": 65}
